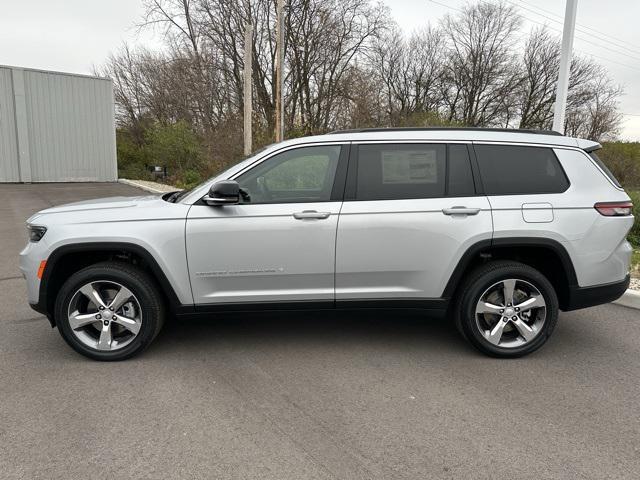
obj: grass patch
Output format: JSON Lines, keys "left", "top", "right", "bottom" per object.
{"left": 632, "top": 249, "right": 640, "bottom": 278}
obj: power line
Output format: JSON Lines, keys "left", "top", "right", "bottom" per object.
{"left": 581, "top": 52, "right": 640, "bottom": 73}
{"left": 504, "top": 0, "right": 640, "bottom": 62}
{"left": 427, "top": 0, "right": 462, "bottom": 13}
{"left": 517, "top": 0, "right": 640, "bottom": 55}
{"left": 428, "top": 0, "right": 640, "bottom": 73}
{"left": 515, "top": 0, "right": 640, "bottom": 54}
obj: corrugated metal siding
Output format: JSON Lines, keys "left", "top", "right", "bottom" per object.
{"left": 0, "top": 66, "right": 116, "bottom": 182}
{"left": 0, "top": 68, "right": 19, "bottom": 182}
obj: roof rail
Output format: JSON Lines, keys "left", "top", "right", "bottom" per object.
{"left": 328, "top": 127, "right": 564, "bottom": 136}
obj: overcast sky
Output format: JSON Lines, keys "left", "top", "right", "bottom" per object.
{"left": 1, "top": 0, "right": 638, "bottom": 139}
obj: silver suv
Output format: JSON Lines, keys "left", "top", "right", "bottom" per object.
{"left": 20, "top": 128, "right": 634, "bottom": 360}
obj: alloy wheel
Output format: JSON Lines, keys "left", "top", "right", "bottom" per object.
{"left": 474, "top": 278, "right": 546, "bottom": 348}
{"left": 67, "top": 281, "right": 142, "bottom": 351}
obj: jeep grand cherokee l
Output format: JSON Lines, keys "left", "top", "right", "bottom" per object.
{"left": 20, "top": 128, "right": 634, "bottom": 360}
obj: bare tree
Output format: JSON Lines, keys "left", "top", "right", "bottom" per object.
{"left": 517, "top": 28, "right": 559, "bottom": 129}
{"left": 516, "top": 27, "right": 623, "bottom": 139}
{"left": 564, "top": 70, "right": 623, "bottom": 141}
{"left": 440, "top": 1, "right": 522, "bottom": 126}
{"left": 285, "top": 0, "right": 388, "bottom": 133}
{"left": 368, "top": 25, "right": 445, "bottom": 125}
{"left": 103, "top": 0, "right": 625, "bottom": 180}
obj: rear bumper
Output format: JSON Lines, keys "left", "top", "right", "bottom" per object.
{"left": 564, "top": 275, "right": 630, "bottom": 311}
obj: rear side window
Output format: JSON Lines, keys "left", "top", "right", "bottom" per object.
{"left": 588, "top": 151, "right": 622, "bottom": 188}
{"left": 353, "top": 144, "right": 475, "bottom": 201}
{"left": 474, "top": 145, "right": 569, "bottom": 195}
{"left": 356, "top": 144, "right": 446, "bottom": 200}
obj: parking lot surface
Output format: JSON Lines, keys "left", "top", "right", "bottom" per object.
{"left": 1, "top": 183, "right": 639, "bottom": 479}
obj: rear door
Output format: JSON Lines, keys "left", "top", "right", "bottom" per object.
{"left": 335, "top": 142, "right": 493, "bottom": 302}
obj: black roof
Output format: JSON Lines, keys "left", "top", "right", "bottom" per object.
{"left": 328, "top": 127, "right": 563, "bottom": 136}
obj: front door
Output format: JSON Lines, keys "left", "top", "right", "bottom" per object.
{"left": 186, "top": 143, "right": 348, "bottom": 305}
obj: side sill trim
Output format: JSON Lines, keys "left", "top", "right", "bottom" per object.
{"left": 174, "top": 298, "right": 450, "bottom": 319}
{"left": 335, "top": 298, "right": 448, "bottom": 310}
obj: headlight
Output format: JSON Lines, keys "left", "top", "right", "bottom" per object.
{"left": 27, "top": 225, "right": 47, "bottom": 242}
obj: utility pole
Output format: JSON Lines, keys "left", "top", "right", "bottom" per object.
{"left": 243, "top": 1, "right": 253, "bottom": 156}
{"left": 552, "top": 0, "right": 578, "bottom": 134}
{"left": 274, "top": 0, "right": 284, "bottom": 142}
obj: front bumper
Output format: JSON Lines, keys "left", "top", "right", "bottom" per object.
{"left": 564, "top": 274, "right": 630, "bottom": 311}
{"left": 19, "top": 241, "right": 43, "bottom": 305}
{"left": 20, "top": 240, "right": 54, "bottom": 325}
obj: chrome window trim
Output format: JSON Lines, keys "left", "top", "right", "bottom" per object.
{"left": 228, "top": 141, "right": 349, "bottom": 180}
{"left": 182, "top": 141, "right": 349, "bottom": 205}
{"left": 181, "top": 138, "right": 589, "bottom": 205}
{"left": 578, "top": 149, "right": 625, "bottom": 191}
{"left": 352, "top": 140, "right": 471, "bottom": 144}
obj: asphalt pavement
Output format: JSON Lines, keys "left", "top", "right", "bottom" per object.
{"left": 0, "top": 183, "right": 639, "bottom": 479}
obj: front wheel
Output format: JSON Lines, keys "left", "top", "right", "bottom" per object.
{"left": 454, "top": 261, "right": 559, "bottom": 358}
{"left": 54, "top": 262, "right": 165, "bottom": 361}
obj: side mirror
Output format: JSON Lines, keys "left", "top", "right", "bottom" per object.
{"left": 203, "top": 180, "right": 240, "bottom": 206}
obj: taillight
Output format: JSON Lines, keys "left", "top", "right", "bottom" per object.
{"left": 594, "top": 201, "right": 633, "bottom": 216}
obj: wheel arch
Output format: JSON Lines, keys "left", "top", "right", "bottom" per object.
{"left": 39, "top": 242, "right": 184, "bottom": 325}
{"left": 443, "top": 237, "right": 578, "bottom": 310}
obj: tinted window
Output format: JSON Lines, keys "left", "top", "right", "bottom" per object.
{"left": 236, "top": 145, "right": 341, "bottom": 203}
{"left": 475, "top": 145, "right": 569, "bottom": 195}
{"left": 589, "top": 151, "right": 622, "bottom": 188}
{"left": 448, "top": 145, "right": 475, "bottom": 196}
{"left": 355, "top": 144, "right": 446, "bottom": 200}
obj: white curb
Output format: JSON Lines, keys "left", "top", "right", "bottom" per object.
{"left": 118, "top": 178, "right": 178, "bottom": 194}
{"left": 613, "top": 289, "right": 640, "bottom": 310}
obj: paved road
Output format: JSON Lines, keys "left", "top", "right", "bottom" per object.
{"left": 1, "top": 183, "right": 639, "bottom": 479}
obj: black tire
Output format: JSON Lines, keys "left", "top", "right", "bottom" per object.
{"left": 54, "top": 262, "right": 165, "bottom": 361}
{"left": 453, "top": 261, "right": 559, "bottom": 358}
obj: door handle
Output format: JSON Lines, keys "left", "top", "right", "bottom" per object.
{"left": 442, "top": 206, "right": 481, "bottom": 216}
{"left": 293, "top": 210, "right": 331, "bottom": 220}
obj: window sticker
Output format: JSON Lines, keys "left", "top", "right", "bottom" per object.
{"left": 381, "top": 150, "right": 438, "bottom": 184}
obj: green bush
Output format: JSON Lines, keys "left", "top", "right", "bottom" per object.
{"left": 116, "top": 129, "right": 152, "bottom": 181}
{"left": 116, "top": 121, "right": 204, "bottom": 186}
{"left": 143, "top": 121, "right": 203, "bottom": 178}
{"left": 176, "top": 169, "right": 203, "bottom": 189}
{"left": 599, "top": 142, "right": 640, "bottom": 189}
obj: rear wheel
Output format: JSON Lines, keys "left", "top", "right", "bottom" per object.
{"left": 54, "top": 262, "right": 165, "bottom": 361}
{"left": 454, "top": 261, "right": 559, "bottom": 358}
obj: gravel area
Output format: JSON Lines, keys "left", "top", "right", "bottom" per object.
{"left": 630, "top": 277, "right": 640, "bottom": 291}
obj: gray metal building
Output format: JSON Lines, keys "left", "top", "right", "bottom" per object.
{"left": 0, "top": 65, "right": 117, "bottom": 182}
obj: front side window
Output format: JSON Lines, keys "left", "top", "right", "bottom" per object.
{"left": 474, "top": 145, "right": 569, "bottom": 195}
{"left": 236, "top": 145, "right": 341, "bottom": 203}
